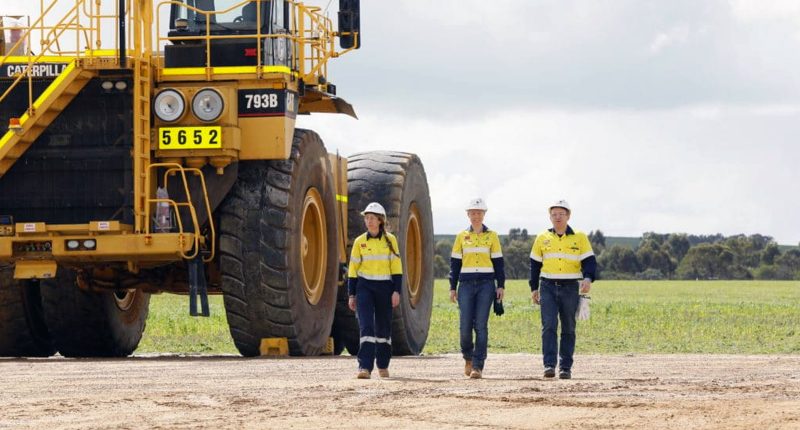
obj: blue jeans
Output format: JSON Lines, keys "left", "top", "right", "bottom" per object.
{"left": 539, "top": 278, "right": 580, "bottom": 371}
{"left": 356, "top": 281, "right": 393, "bottom": 372}
{"left": 457, "top": 279, "right": 495, "bottom": 371}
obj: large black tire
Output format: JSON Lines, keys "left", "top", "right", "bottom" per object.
{"left": 218, "top": 129, "right": 339, "bottom": 356}
{"left": 41, "top": 269, "right": 150, "bottom": 357}
{"left": 0, "top": 269, "right": 55, "bottom": 357}
{"left": 340, "top": 151, "right": 434, "bottom": 355}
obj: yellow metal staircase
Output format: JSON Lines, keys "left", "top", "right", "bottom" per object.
{"left": 0, "top": 60, "right": 96, "bottom": 177}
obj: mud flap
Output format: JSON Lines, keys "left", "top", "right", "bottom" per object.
{"left": 188, "top": 256, "right": 209, "bottom": 317}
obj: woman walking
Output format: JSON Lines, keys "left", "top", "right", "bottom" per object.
{"left": 449, "top": 197, "right": 505, "bottom": 379}
{"left": 347, "top": 202, "right": 403, "bottom": 379}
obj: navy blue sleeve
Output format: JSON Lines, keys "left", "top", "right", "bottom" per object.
{"left": 581, "top": 255, "right": 598, "bottom": 282}
{"left": 529, "top": 258, "right": 542, "bottom": 291}
{"left": 391, "top": 274, "right": 403, "bottom": 294}
{"left": 449, "top": 258, "right": 462, "bottom": 290}
{"left": 491, "top": 257, "right": 505, "bottom": 289}
{"left": 347, "top": 277, "right": 358, "bottom": 296}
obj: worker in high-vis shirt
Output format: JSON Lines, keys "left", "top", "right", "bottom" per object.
{"left": 529, "top": 200, "right": 596, "bottom": 380}
{"left": 449, "top": 197, "right": 505, "bottom": 379}
{"left": 348, "top": 202, "right": 403, "bottom": 379}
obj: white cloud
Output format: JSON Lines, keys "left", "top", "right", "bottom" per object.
{"left": 649, "top": 25, "right": 691, "bottom": 55}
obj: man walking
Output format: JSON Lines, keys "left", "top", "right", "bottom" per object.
{"left": 530, "top": 200, "right": 596, "bottom": 379}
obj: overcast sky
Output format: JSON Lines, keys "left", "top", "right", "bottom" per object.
{"left": 9, "top": 1, "right": 800, "bottom": 244}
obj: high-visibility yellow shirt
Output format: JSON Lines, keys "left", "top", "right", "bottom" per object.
{"left": 451, "top": 228, "right": 503, "bottom": 274}
{"left": 530, "top": 227, "right": 594, "bottom": 280}
{"left": 449, "top": 225, "right": 506, "bottom": 290}
{"left": 348, "top": 231, "right": 403, "bottom": 281}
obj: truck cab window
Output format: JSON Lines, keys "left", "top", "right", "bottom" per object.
{"left": 170, "top": 0, "right": 275, "bottom": 32}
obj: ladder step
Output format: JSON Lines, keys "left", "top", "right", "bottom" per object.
{"left": 0, "top": 160, "right": 15, "bottom": 173}
{"left": 7, "top": 146, "right": 26, "bottom": 157}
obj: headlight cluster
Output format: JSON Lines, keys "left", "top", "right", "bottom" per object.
{"left": 65, "top": 239, "right": 97, "bottom": 251}
{"left": 154, "top": 89, "right": 185, "bottom": 122}
{"left": 154, "top": 88, "right": 224, "bottom": 123}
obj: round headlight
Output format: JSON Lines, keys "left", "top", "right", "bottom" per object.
{"left": 83, "top": 239, "right": 97, "bottom": 249}
{"left": 154, "top": 89, "right": 185, "bottom": 122}
{"left": 67, "top": 240, "right": 80, "bottom": 249}
{"left": 192, "top": 88, "right": 224, "bottom": 122}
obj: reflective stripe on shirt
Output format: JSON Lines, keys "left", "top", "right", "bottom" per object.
{"left": 463, "top": 246, "right": 490, "bottom": 254}
{"left": 357, "top": 272, "right": 392, "bottom": 281}
{"left": 460, "top": 267, "right": 494, "bottom": 273}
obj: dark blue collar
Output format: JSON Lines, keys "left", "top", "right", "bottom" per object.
{"left": 548, "top": 225, "right": 574, "bottom": 236}
{"left": 467, "top": 224, "right": 490, "bottom": 233}
{"left": 367, "top": 230, "right": 384, "bottom": 239}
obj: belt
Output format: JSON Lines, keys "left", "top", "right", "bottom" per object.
{"left": 459, "top": 278, "right": 494, "bottom": 285}
{"left": 541, "top": 278, "right": 579, "bottom": 287}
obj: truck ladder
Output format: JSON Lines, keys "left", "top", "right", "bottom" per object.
{"left": 132, "top": 0, "right": 153, "bottom": 234}
{"left": 133, "top": 56, "right": 152, "bottom": 234}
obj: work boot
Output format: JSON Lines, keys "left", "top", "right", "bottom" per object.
{"left": 559, "top": 369, "right": 571, "bottom": 379}
{"left": 469, "top": 369, "right": 482, "bottom": 379}
{"left": 356, "top": 369, "right": 371, "bottom": 379}
{"left": 378, "top": 368, "right": 390, "bottom": 378}
{"left": 464, "top": 359, "right": 473, "bottom": 377}
{"left": 543, "top": 366, "right": 556, "bottom": 378}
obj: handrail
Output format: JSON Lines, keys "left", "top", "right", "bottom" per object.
{"left": 155, "top": 0, "right": 356, "bottom": 84}
{"left": 0, "top": 0, "right": 128, "bottom": 118}
{"left": 145, "top": 163, "right": 216, "bottom": 263}
{"left": 162, "top": 166, "right": 216, "bottom": 263}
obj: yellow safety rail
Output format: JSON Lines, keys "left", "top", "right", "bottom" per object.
{"left": 155, "top": 0, "right": 358, "bottom": 83}
{"left": 145, "top": 163, "right": 216, "bottom": 263}
{"left": 0, "top": 0, "right": 131, "bottom": 114}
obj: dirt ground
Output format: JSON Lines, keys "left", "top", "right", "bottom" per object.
{"left": 1, "top": 354, "right": 798, "bottom": 429}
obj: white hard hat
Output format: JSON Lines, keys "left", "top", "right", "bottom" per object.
{"left": 549, "top": 199, "right": 571, "bottom": 212}
{"left": 465, "top": 197, "right": 488, "bottom": 212}
{"left": 361, "top": 202, "right": 387, "bottom": 217}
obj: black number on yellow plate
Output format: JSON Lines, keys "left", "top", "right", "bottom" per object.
{"left": 159, "top": 127, "right": 222, "bottom": 150}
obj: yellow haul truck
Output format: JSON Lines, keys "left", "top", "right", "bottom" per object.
{"left": 0, "top": 0, "right": 433, "bottom": 357}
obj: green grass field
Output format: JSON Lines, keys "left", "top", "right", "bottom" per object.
{"left": 137, "top": 280, "right": 800, "bottom": 355}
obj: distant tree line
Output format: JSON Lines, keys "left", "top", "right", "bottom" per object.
{"left": 433, "top": 230, "right": 800, "bottom": 280}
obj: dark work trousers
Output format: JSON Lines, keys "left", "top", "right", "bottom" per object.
{"left": 539, "top": 278, "right": 580, "bottom": 371}
{"left": 457, "top": 279, "right": 495, "bottom": 371}
{"left": 355, "top": 280, "right": 394, "bottom": 372}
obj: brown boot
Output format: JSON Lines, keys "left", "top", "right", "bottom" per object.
{"left": 356, "top": 369, "right": 371, "bottom": 379}
{"left": 469, "top": 369, "right": 482, "bottom": 379}
{"left": 378, "top": 368, "right": 390, "bottom": 378}
{"left": 464, "top": 359, "right": 473, "bottom": 377}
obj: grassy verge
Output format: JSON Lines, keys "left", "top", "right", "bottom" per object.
{"left": 427, "top": 280, "right": 800, "bottom": 354}
{"left": 136, "top": 294, "right": 237, "bottom": 354}
{"left": 138, "top": 280, "right": 800, "bottom": 355}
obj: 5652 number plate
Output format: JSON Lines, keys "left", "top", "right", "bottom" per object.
{"left": 159, "top": 127, "right": 222, "bottom": 150}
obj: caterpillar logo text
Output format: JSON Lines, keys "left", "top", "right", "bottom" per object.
{"left": 3, "top": 63, "right": 68, "bottom": 78}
